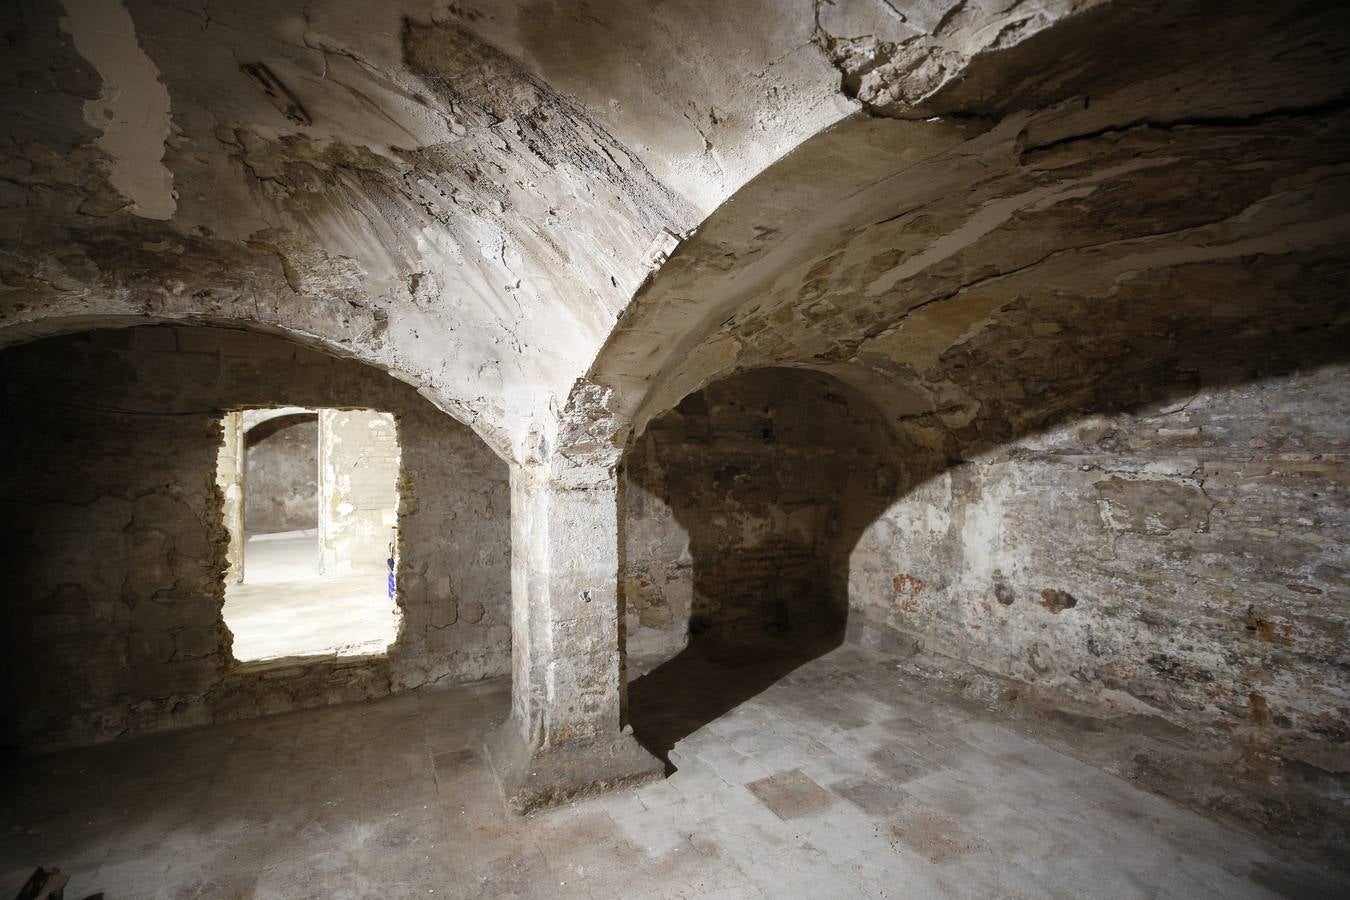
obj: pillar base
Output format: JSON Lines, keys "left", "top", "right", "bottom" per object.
{"left": 484, "top": 721, "right": 664, "bottom": 814}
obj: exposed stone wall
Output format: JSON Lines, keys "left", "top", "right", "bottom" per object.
{"left": 244, "top": 416, "right": 318, "bottom": 535}
{"left": 849, "top": 363, "right": 1349, "bottom": 838}
{"left": 622, "top": 368, "right": 895, "bottom": 663}
{"left": 217, "top": 411, "right": 246, "bottom": 583}
{"left": 621, "top": 360, "right": 1348, "bottom": 841}
{"left": 0, "top": 325, "right": 511, "bottom": 751}
{"left": 317, "top": 409, "right": 399, "bottom": 575}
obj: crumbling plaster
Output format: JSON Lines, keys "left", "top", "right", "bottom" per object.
{"left": 317, "top": 408, "right": 401, "bottom": 575}
{"left": 845, "top": 365, "right": 1350, "bottom": 849}
{"left": 595, "top": 0, "right": 1350, "bottom": 848}
{"left": 57, "top": 0, "right": 176, "bottom": 220}
{"left": 587, "top": 1, "right": 1350, "bottom": 440}
{"left": 2, "top": 0, "right": 1107, "bottom": 461}
{"left": 1, "top": 0, "right": 1347, "bottom": 832}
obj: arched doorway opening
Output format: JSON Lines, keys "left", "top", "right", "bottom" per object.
{"left": 621, "top": 367, "right": 900, "bottom": 762}
{"left": 218, "top": 406, "right": 404, "bottom": 662}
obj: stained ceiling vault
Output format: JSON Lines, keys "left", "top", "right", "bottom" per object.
{"left": 2, "top": 0, "right": 1347, "bottom": 461}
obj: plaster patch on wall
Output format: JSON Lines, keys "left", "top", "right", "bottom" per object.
{"left": 59, "top": 0, "right": 176, "bottom": 219}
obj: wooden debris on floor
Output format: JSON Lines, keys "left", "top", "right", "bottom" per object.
{"left": 11, "top": 868, "right": 102, "bottom": 900}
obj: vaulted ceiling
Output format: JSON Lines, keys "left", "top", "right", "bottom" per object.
{"left": 3, "top": 0, "right": 1348, "bottom": 460}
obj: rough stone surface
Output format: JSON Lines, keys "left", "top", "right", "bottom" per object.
{"left": 317, "top": 408, "right": 400, "bottom": 575}
{"left": 243, "top": 414, "right": 318, "bottom": 534}
{"left": 0, "top": 0, "right": 1129, "bottom": 459}
{"left": 623, "top": 368, "right": 896, "bottom": 662}
{"left": 3, "top": 647, "right": 1347, "bottom": 896}
{"left": 216, "top": 410, "right": 246, "bottom": 582}
{"left": 499, "top": 454, "right": 658, "bottom": 770}
{"left": 624, "top": 364, "right": 1349, "bottom": 852}
{"left": 588, "top": 4, "right": 1350, "bottom": 444}
{"left": 847, "top": 364, "right": 1350, "bottom": 849}
{"left": 1, "top": 0, "right": 1348, "bottom": 850}
{"left": 0, "top": 325, "right": 510, "bottom": 750}
{"left": 583, "top": 0, "right": 1350, "bottom": 845}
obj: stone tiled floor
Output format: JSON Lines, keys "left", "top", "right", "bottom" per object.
{"left": 3, "top": 645, "right": 1344, "bottom": 898}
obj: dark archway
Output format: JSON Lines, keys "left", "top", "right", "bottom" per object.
{"left": 242, "top": 412, "right": 320, "bottom": 539}
{"left": 244, "top": 411, "right": 318, "bottom": 445}
{"left": 621, "top": 367, "right": 901, "bottom": 764}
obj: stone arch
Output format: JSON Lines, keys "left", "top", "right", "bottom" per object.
{"left": 0, "top": 321, "right": 512, "bottom": 750}
{"left": 580, "top": 0, "right": 1350, "bottom": 439}
{"left": 621, "top": 365, "right": 905, "bottom": 760}
{"left": 242, "top": 409, "right": 318, "bottom": 442}
{"left": 239, "top": 409, "right": 319, "bottom": 541}
{"left": 559, "top": 0, "right": 1350, "bottom": 818}
{"left": 0, "top": 313, "right": 516, "bottom": 463}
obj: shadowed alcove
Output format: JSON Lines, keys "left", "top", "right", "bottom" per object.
{"left": 621, "top": 367, "right": 900, "bottom": 762}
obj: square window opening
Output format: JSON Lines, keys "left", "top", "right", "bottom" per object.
{"left": 215, "top": 407, "right": 402, "bottom": 662}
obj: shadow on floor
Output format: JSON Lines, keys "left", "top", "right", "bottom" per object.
{"left": 626, "top": 616, "right": 845, "bottom": 769}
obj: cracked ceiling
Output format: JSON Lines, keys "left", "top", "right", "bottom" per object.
{"left": 2, "top": 0, "right": 1348, "bottom": 462}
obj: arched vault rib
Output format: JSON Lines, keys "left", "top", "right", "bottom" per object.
{"left": 0, "top": 310, "right": 517, "bottom": 463}
{"left": 4, "top": 0, "right": 1122, "bottom": 465}
{"left": 578, "top": 0, "right": 1350, "bottom": 447}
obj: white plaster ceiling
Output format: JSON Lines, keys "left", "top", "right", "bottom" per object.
{"left": 2, "top": 0, "right": 1347, "bottom": 462}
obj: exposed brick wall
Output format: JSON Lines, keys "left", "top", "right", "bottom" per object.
{"left": 0, "top": 325, "right": 510, "bottom": 750}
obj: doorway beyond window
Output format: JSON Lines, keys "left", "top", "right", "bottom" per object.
{"left": 216, "top": 407, "right": 402, "bottom": 662}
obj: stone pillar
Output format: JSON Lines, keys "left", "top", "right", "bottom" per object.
{"left": 317, "top": 409, "right": 400, "bottom": 575}
{"left": 215, "top": 411, "right": 246, "bottom": 584}
{"left": 485, "top": 454, "right": 662, "bottom": 811}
